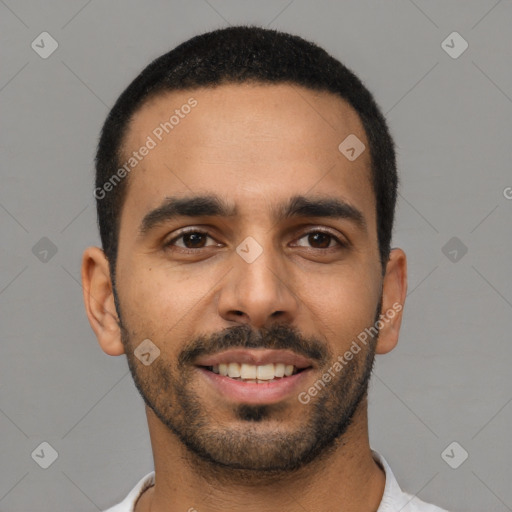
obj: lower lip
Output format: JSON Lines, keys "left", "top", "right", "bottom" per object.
{"left": 197, "top": 367, "right": 313, "bottom": 404}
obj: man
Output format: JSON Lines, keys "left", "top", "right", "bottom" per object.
{"left": 81, "top": 25, "right": 449, "bottom": 512}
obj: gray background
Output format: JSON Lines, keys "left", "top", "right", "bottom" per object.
{"left": 1, "top": 1, "right": 511, "bottom": 510}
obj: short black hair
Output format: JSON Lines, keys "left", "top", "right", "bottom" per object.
{"left": 95, "top": 25, "right": 398, "bottom": 280}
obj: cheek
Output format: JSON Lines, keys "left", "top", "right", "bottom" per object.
{"left": 295, "top": 266, "right": 379, "bottom": 348}
{"left": 120, "top": 263, "right": 217, "bottom": 337}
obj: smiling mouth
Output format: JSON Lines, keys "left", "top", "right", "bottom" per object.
{"left": 200, "top": 363, "right": 309, "bottom": 383}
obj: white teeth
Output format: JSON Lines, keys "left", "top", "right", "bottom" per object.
{"left": 274, "top": 363, "right": 285, "bottom": 377}
{"left": 208, "top": 362, "right": 301, "bottom": 381}
{"left": 240, "top": 363, "right": 257, "bottom": 379}
{"left": 227, "top": 362, "right": 241, "bottom": 378}
{"left": 256, "top": 364, "right": 275, "bottom": 380}
{"left": 284, "top": 364, "right": 294, "bottom": 377}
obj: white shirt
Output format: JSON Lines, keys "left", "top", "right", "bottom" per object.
{"left": 103, "top": 450, "right": 449, "bottom": 512}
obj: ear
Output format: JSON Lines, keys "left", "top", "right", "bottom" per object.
{"left": 375, "top": 248, "right": 407, "bottom": 355}
{"left": 81, "top": 246, "right": 125, "bottom": 356}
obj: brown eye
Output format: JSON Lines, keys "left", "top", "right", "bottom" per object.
{"left": 180, "top": 232, "right": 208, "bottom": 248}
{"left": 165, "top": 230, "right": 217, "bottom": 250}
{"left": 294, "top": 231, "right": 345, "bottom": 249}
{"left": 307, "top": 232, "right": 332, "bottom": 248}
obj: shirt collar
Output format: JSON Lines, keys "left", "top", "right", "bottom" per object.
{"left": 111, "top": 450, "right": 417, "bottom": 512}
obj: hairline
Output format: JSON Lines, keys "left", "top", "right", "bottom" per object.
{"left": 114, "top": 79, "right": 378, "bottom": 246}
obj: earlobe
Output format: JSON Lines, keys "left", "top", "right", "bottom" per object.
{"left": 81, "top": 246, "right": 125, "bottom": 356}
{"left": 375, "top": 248, "right": 407, "bottom": 355}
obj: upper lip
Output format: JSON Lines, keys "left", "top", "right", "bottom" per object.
{"left": 195, "top": 349, "right": 315, "bottom": 369}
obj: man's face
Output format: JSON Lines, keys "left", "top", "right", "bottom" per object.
{"left": 114, "top": 83, "right": 383, "bottom": 472}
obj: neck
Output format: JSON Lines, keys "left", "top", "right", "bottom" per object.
{"left": 136, "top": 399, "right": 385, "bottom": 512}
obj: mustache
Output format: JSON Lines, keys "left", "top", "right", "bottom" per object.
{"left": 178, "top": 323, "right": 330, "bottom": 368}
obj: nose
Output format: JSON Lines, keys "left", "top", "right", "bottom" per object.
{"left": 217, "top": 241, "right": 300, "bottom": 329}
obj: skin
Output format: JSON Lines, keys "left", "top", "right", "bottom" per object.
{"left": 82, "top": 83, "right": 407, "bottom": 512}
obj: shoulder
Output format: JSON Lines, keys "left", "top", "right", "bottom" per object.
{"left": 102, "top": 471, "right": 155, "bottom": 512}
{"left": 395, "top": 491, "right": 451, "bottom": 512}
{"left": 372, "top": 450, "right": 450, "bottom": 512}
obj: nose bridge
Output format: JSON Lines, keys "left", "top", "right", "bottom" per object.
{"left": 218, "top": 235, "right": 298, "bottom": 327}
{"left": 239, "top": 239, "right": 282, "bottom": 295}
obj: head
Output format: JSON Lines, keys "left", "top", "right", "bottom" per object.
{"left": 82, "top": 25, "right": 407, "bottom": 475}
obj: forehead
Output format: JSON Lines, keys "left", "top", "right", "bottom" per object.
{"left": 120, "top": 83, "right": 375, "bottom": 232}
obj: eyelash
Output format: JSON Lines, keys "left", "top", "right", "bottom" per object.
{"left": 164, "top": 228, "right": 348, "bottom": 253}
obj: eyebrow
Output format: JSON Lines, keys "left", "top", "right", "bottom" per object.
{"left": 138, "top": 193, "right": 366, "bottom": 237}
